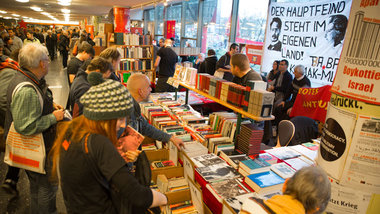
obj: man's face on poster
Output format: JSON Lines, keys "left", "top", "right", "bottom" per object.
{"left": 270, "top": 22, "right": 281, "bottom": 43}
{"left": 325, "top": 22, "right": 344, "bottom": 45}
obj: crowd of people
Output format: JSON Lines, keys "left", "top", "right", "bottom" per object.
{"left": 0, "top": 23, "right": 330, "bottom": 213}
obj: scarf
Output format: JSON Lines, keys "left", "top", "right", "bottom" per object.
{"left": 0, "top": 56, "right": 22, "bottom": 73}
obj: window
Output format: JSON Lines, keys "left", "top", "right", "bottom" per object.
{"left": 166, "top": 4, "right": 182, "bottom": 47}
{"left": 235, "top": 0, "right": 268, "bottom": 45}
{"left": 201, "top": 0, "right": 233, "bottom": 58}
{"left": 155, "top": 5, "right": 165, "bottom": 38}
{"left": 183, "top": 0, "right": 199, "bottom": 39}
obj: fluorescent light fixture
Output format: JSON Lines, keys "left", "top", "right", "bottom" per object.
{"left": 41, "top": 12, "right": 50, "bottom": 16}
{"left": 12, "top": 14, "right": 20, "bottom": 17}
{"left": 58, "top": 0, "right": 71, "bottom": 6}
{"left": 16, "top": 0, "right": 29, "bottom": 2}
{"left": 61, "top": 9, "right": 70, "bottom": 14}
{"left": 31, "top": 6, "right": 43, "bottom": 11}
{"left": 26, "top": 19, "right": 79, "bottom": 25}
{"left": 0, "top": 10, "right": 7, "bottom": 14}
{"left": 4, "top": 17, "right": 12, "bottom": 19}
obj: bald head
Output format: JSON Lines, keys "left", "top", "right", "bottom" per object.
{"left": 127, "top": 73, "right": 152, "bottom": 102}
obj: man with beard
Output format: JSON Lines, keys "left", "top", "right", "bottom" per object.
{"left": 267, "top": 17, "right": 282, "bottom": 52}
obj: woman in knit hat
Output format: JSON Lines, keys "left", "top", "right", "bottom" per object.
{"left": 50, "top": 72, "right": 167, "bottom": 213}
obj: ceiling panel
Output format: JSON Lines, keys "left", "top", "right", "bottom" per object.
{"left": 0, "top": 0, "right": 156, "bottom": 23}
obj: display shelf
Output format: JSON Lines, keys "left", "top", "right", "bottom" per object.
{"left": 179, "top": 82, "right": 274, "bottom": 122}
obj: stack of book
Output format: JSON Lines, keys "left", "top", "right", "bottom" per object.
{"left": 196, "top": 74, "right": 211, "bottom": 93}
{"left": 227, "top": 84, "right": 246, "bottom": 107}
{"left": 157, "top": 175, "right": 189, "bottom": 193}
{"left": 247, "top": 90, "right": 275, "bottom": 117}
{"left": 242, "top": 80, "right": 267, "bottom": 111}
{"left": 206, "top": 178, "right": 250, "bottom": 202}
{"left": 219, "top": 149, "right": 250, "bottom": 169}
{"left": 191, "top": 154, "right": 240, "bottom": 182}
{"left": 220, "top": 82, "right": 234, "bottom": 103}
{"left": 238, "top": 158, "right": 271, "bottom": 177}
{"left": 236, "top": 123, "right": 263, "bottom": 155}
{"left": 166, "top": 201, "right": 197, "bottom": 214}
{"left": 123, "top": 34, "right": 152, "bottom": 45}
{"left": 182, "top": 141, "right": 208, "bottom": 158}
{"left": 119, "top": 59, "right": 152, "bottom": 71}
{"left": 244, "top": 171, "right": 285, "bottom": 194}
{"left": 119, "top": 46, "right": 152, "bottom": 58}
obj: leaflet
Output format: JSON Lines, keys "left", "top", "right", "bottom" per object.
{"left": 341, "top": 115, "right": 380, "bottom": 194}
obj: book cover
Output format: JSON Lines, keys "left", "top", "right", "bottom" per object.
{"left": 258, "top": 153, "right": 278, "bottom": 165}
{"left": 246, "top": 171, "right": 285, "bottom": 189}
{"left": 270, "top": 163, "right": 296, "bottom": 179}
{"left": 196, "top": 164, "right": 240, "bottom": 182}
{"left": 240, "top": 158, "right": 271, "bottom": 174}
{"left": 208, "top": 178, "right": 250, "bottom": 200}
{"left": 191, "top": 153, "right": 226, "bottom": 168}
{"left": 265, "top": 147, "right": 301, "bottom": 160}
{"left": 117, "top": 125, "right": 144, "bottom": 152}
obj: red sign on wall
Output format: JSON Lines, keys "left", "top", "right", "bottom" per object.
{"left": 165, "top": 20, "right": 176, "bottom": 39}
{"left": 245, "top": 44, "right": 263, "bottom": 65}
{"left": 113, "top": 7, "right": 130, "bottom": 33}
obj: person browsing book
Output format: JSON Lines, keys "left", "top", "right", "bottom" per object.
{"left": 50, "top": 72, "right": 167, "bottom": 213}
{"left": 127, "top": 73, "right": 185, "bottom": 149}
{"left": 240, "top": 166, "right": 331, "bottom": 214}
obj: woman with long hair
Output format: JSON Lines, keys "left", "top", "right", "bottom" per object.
{"left": 50, "top": 72, "right": 167, "bottom": 213}
{"left": 267, "top": 60, "right": 280, "bottom": 84}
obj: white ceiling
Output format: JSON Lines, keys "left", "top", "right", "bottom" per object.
{"left": 0, "top": 0, "right": 159, "bottom": 24}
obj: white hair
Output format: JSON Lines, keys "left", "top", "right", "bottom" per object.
{"left": 294, "top": 65, "right": 305, "bottom": 75}
{"left": 19, "top": 43, "right": 49, "bottom": 69}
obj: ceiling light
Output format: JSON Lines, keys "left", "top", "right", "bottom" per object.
{"left": 31, "top": 6, "right": 43, "bottom": 12}
{"left": 58, "top": 0, "right": 71, "bottom": 6}
{"left": 16, "top": 0, "right": 29, "bottom": 2}
{"left": 4, "top": 17, "right": 12, "bottom": 19}
{"left": 41, "top": 12, "right": 50, "bottom": 16}
{"left": 12, "top": 14, "right": 20, "bottom": 17}
{"left": 0, "top": 10, "right": 6, "bottom": 14}
{"left": 61, "top": 9, "right": 70, "bottom": 14}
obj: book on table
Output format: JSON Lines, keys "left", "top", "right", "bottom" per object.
{"left": 239, "top": 158, "right": 271, "bottom": 174}
{"left": 196, "top": 163, "right": 241, "bottom": 182}
{"left": 206, "top": 178, "right": 250, "bottom": 202}
{"left": 270, "top": 162, "right": 296, "bottom": 179}
{"left": 245, "top": 171, "right": 285, "bottom": 194}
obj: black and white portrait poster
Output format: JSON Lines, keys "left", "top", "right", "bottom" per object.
{"left": 262, "top": 0, "right": 352, "bottom": 86}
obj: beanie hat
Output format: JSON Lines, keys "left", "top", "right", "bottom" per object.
{"left": 80, "top": 72, "right": 133, "bottom": 120}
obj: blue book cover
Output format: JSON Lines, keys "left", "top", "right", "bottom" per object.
{"left": 247, "top": 171, "right": 285, "bottom": 188}
{"left": 241, "top": 158, "right": 270, "bottom": 170}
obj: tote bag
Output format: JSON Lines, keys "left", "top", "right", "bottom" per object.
{"left": 4, "top": 82, "right": 46, "bottom": 174}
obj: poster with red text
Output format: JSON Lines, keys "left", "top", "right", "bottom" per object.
{"left": 165, "top": 20, "right": 176, "bottom": 39}
{"left": 289, "top": 85, "right": 331, "bottom": 122}
{"left": 331, "top": 1, "right": 380, "bottom": 105}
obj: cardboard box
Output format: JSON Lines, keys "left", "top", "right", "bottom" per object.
{"left": 152, "top": 166, "right": 184, "bottom": 184}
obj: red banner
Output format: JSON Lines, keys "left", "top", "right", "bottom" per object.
{"left": 130, "top": 27, "right": 143, "bottom": 35}
{"left": 113, "top": 7, "right": 130, "bottom": 33}
{"left": 245, "top": 44, "right": 263, "bottom": 65}
{"left": 290, "top": 85, "right": 331, "bottom": 122}
{"left": 165, "top": 20, "right": 176, "bottom": 39}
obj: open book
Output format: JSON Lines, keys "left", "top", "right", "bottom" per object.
{"left": 118, "top": 125, "right": 145, "bottom": 152}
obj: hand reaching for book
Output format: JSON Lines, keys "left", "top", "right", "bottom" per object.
{"left": 170, "top": 136, "right": 185, "bottom": 150}
{"left": 122, "top": 150, "right": 142, "bottom": 163}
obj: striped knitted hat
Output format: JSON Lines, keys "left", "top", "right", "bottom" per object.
{"left": 80, "top": 72, "right": 133, "bottom": 120}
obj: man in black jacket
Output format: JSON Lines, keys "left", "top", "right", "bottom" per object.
{"left": 68, "top": 57, "right": 112, "bottom": 117}
{"left": 268, "top": 59, "right": 293, "bottom": 105}
{"left": 198, "top": 49, "right": 218, "bottom": 75}
{"left": 59, "top": 30, "right": 70, "bottom": 68}
{"left": 215, "top": 43, "right": 239, "bottom": 81}
{"left": 274, "top": 64, "right": 311, "bottom": 124}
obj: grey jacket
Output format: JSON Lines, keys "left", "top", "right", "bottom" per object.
{"left": 128, "top": 99, "right": 171, "bottom": 142}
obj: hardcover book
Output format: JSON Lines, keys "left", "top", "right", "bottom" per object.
{"left": 245, "top": 171, "right": 285, "bottom": 194}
